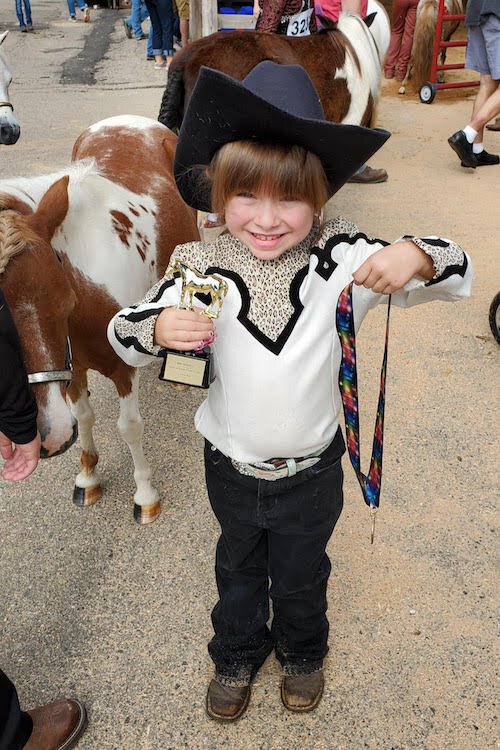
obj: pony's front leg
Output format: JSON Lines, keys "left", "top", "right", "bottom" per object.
{"left": 68, "top": 370, "right": 103, "bottom": 508}
{"left": 117, "top": 371, "right": 161, "bottom": 524}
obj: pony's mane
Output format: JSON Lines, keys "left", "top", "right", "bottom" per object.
{"left": 0, "top": 210, "right": 39, "bottom": 274}
{"left": 0, "top": 158, "right": 100, "bottom": 211}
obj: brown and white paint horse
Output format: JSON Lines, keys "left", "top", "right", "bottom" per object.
{"left": 0, "top": 31, "right": 20, "bottom": 145}
{"left": 400, "top": 0, "right": 464, "bottom": 93}
{"left": 158, "top": 0, "right": 390, "bottom": 131}
{"left": 0, "top": 115, "right": 199, "bottom": 523}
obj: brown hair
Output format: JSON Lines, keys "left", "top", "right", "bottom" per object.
{"left": 207, "top": 141, "right": 329, "bottom": 214}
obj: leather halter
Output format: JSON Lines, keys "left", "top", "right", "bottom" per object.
{"left": 0, "top": 101, "right": 14, "bottom": 110}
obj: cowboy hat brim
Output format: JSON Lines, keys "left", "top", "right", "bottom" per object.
{"left": 174, "top": 66, "right": 391, "bottom": 213}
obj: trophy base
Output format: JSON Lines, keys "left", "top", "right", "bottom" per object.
{"left": 159, "top": 348, "right": 214, "bottom": 389}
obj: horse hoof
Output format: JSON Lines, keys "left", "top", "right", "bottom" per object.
{"left": 73, "top": 484, "right": 102, "bottom": 507}
{"left": 133, "top": 501, "right": 161, "bottom": 524}
{"left": 398, "top": 85, "right": 406, "bottom": 95}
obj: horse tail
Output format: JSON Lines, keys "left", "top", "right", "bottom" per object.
{"left": 410, "top": 0, "right": 436, "bottom": 90}
{"left": 158, "top": 69, "right": 185, "bottom": 134}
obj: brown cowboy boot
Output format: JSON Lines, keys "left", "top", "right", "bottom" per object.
{"left": 25, "top": 698, "right": 87, "bottom": 750}
{"left": 281, "top": 669, "right": 324, "bottom": 712}
{"left": 206, "top": 677, "right": 251, "bottom": 722}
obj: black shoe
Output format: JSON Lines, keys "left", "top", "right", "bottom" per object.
{"left": 448, "top": 130, "right": 476, "bottom": 168}
{"left": 461, "top": 149, "right": 500, "bottom": 167}
{"left": 146, "top": 54, "right": 154, "bottom": 60}
{"left": 122, "top": 19, "right": 132, "bottom": 38}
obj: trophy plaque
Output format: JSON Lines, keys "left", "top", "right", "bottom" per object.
{"left": 158, "top": 260, "right": 228, "bottom": 390}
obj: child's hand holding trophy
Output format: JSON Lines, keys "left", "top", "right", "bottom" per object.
{"left": 158, "top": 260, "right": 228, "bottom": 390}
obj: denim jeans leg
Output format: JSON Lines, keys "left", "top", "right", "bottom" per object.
{"left": 130, "top": 0, "right": 143, "bottom": 36}
{"left": 15, "top": 0, "right": 25, "bottom": 26}
{"left": 266, "top": 450, "right": 344, "bottom": 671}
{"left": 23, "top": 0, "right": 32, "bottom": 25}
{"left": 204, "top": 443, "right": 274, "bottom": 678}
{"left": 147, "top": 26, "right": 153, "bottom": 56}
{"left": 66, "top": 0, "right": 76, "bottom": 16}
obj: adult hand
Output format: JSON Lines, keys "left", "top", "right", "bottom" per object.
{"left": 154, "top": 306, "right": 215, "bottom": 351}
{"left": 0, "top": 430, "right": 41, "bottom": 481}
{"left": 353, "top": 241, "right": 434, "bottom": 295}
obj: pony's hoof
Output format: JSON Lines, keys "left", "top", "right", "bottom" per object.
{"left": 134, "top": 501, "right": 161, "bottom": 524}
{"left": 73, "top": 484, "right": 102, "bottom": 507}
{"left": 398, "top": 85, "right": 406, "bottom": 95}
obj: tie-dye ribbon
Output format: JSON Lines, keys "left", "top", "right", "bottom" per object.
{"left": 336, "top": 282, "right": 391, "bottom": 542}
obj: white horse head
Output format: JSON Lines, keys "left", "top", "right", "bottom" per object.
{"left": 0, "top": 31, "right": 21, "bottom": 145}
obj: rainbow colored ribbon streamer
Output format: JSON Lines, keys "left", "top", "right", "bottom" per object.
{"left": 336, "top": 282, "right": 391, "bottom": 541}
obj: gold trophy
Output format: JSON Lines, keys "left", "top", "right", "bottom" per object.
{"left": 158, "top": 259, "right": 228, "bottom": 389}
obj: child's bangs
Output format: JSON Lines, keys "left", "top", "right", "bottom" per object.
{"left": 209, "top": 141, "right": 328, "bottom": 212}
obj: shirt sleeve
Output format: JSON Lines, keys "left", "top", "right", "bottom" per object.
{"left": 0, "top": 290, "right": 38, "bottom": 444}
{"left": 319, "top": 219, "right": 473, "bottom": 308}
{"left": 107, "top": 240, "right": 215, "bottom": 368}
{"left": 255, "top": 0, "right": 288, "bottom": 31}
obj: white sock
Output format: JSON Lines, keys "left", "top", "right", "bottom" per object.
{"left": 463, "top": 125, "right": 478, "bottom": 143}
{"left": 472, "top": 142, "right": 484, "bottom": 154}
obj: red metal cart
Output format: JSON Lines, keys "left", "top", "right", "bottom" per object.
{"left": 419, "top": 0, "right": 480, "bottom": 103}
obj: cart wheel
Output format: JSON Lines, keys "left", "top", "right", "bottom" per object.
{"left": 488, "top": 292, "right": 500, "bottom": 344}
{"left": 419, "top": 83, "right": 437, "bottom": 104}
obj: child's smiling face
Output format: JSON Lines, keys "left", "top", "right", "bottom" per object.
{"left": 224, "top": 192, "right": 315, "bottom": 261}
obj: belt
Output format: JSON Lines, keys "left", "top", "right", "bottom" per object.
{"left": 230, "top": 442, "right": 330, "bottom": 481}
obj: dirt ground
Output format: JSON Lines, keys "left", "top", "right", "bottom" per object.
{"left": 0, "top": 5, "right": 498, "bottom": 749}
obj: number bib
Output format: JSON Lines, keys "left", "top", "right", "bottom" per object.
{"left": 286, "top": 8, "right": 312, "bottom": 36}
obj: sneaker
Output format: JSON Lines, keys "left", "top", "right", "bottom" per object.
{"left": 20, "top": 25, "right": 28, "bottom": 31}
{"left": 134, "top": 32, "right": 148, "bottom": 39}
{"left": 123, "top": 19, "right": 132, "bottom": 38}
{"left": 83, "top": 6, "right": 90, "bottom": 22}
{"left": 69, "top": 15, "right": 77, "bottom": 21}
{"left": 154, "top": 60, "right": 166, "bottom": 69}
{"left": 146, "top": 54, "right": 154, "bottom": 60}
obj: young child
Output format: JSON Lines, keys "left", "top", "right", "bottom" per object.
{"left": 107, "top": 62, "right": 473, "bottom": 722}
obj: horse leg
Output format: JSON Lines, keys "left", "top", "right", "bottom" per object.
{"left": 68, "top": 370, "right": 103, "bottom": 508}
{"left": 116, "top": 371, "right": 161, "bottom": 524}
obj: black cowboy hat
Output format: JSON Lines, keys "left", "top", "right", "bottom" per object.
{"left": 173, "top": 61, "right": 391, "bottom": 212}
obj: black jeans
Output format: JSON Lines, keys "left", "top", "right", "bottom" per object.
{"left": 204, "top": 429, "right": 345, "bottom": 679}
{"left": 0, "top": 669, "right": 32, "bottom": 750}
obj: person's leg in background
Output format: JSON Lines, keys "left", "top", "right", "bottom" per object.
{"left": 156, "top": 0, "right": 175, "bottom": 63}
{"left": 21, "top": 0, "right": 32, "bottom": 29}
{"left": 125, "top": 0, "right": 148, "bottom": 39}
{"left": 395, "top": 0, "right": 418, "bottom": 81}
{"left": 145, "top": 0, "right": 167, "bottom": 66}
{"left": 448, "top": 15, "right": 500, "bottom": 167}
{"left": 146, "top": 25, "right": 154, "bottom": 59}
{"left": 384, "top": 0, "right": 406, "bottom": 79}
{"left": 15, "top": 0, "right": 27, "bottom": 29}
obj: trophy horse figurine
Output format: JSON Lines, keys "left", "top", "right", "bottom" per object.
{"left": 159, "top": 260, "right": 228, "bottom": 389}
{"left": 165, "top": 259, "right": 228, "bottom": 318}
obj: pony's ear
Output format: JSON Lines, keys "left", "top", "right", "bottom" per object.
{"left": 317, "top": 15, "right": 337, "bottom": 30}
{"left": 26, "top": 176, "right": 69, "bottom": 243}
{"left": 364, "top": 11, "right": 377, "bottom": 28}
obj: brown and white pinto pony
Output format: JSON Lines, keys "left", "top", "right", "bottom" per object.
{"left": 158, "top": 0, "right": 390, "bottom": 131}
{"left": 0, "top": 31, "right": 20, "bottom": 145}
{"left": 0, "top": 115, "right": 199, "bottom": 523}
{"left": 401, "top": 0, "right": 464, "bottom": 92}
